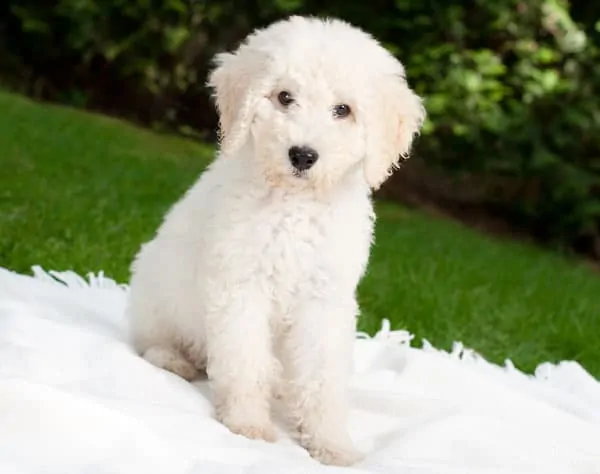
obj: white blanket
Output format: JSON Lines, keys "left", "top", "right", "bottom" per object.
{"left": 0, "top": 267, "right": 598, "bottom": 474}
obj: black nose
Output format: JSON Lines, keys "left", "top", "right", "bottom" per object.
{"left": 289, "top": 146, "right": 319, "bottom": 171}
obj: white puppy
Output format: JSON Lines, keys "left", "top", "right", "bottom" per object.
{"left": 127, "top": 15, "right": 425, "bottom": 466}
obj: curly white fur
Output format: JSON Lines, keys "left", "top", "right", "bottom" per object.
{"left": 127, "top": 15, "right": 425, "bottom": 466}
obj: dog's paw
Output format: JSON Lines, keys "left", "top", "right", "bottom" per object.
{"left": 308, "top": 443, "right": 363, "bottom": 467}
{"left": 215, "top": 389, "right": 276, "bottom": 443}
{"left": 165, "top": 358, "right": 200, "bottom": 381}
{"left": 307, "top": 442, "right": 363, "bottom": 466}
{"left": 143, "top": 346, "right": 200, "bottom": 381}
{"left": 224, "top": 420, "right": 277, "bottom": 443}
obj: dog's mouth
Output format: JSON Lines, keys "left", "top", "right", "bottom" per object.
{"left": 292, "top": 169, "right": 309, "bottom": 179}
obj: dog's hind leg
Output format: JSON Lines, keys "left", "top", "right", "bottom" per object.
{"left": 142, "top": 345, "right": 200, "bottom": 381}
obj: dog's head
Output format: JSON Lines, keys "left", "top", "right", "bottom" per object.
{"left": 208, "top": 16, "right": 425, "bottom": 192}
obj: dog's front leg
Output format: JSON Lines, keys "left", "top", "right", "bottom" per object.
{"left": 205, "top": 283, "right": 277, "bottom": 442}
{"left": 283, "top": 297, "right": 362, "bottom": 466}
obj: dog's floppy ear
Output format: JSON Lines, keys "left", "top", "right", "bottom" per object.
{"left": 207, "top": 45, "right": 272, "bottom": 156}
{"left": 364, "top": 74, "right": 425, "bottom": 190}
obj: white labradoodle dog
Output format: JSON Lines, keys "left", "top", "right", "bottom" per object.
{"left": 127, "top": 15, "right": 425, "bottom": 466}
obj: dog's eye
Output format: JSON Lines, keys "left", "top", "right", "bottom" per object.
{"left": 278, "top": 91, "right": 294, "bottom": 107}
{"left": 333, "top": 104, "right": 351, "bottom": 119}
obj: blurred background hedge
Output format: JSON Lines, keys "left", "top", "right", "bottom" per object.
{"left": 1, "top": 0, "right": 599, "bottom": 259}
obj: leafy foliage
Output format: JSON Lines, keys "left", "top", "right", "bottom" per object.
{"left": 1, "top": 0, "right": 599, "bottom": 256}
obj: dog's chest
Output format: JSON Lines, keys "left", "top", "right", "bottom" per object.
{"left": 261, "top": 203, "right": 329, "bottom": 278}
{"left": 249, "top": 196, "right": 372, "bottom": 302}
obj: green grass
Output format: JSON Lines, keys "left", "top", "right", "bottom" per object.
{"left": 1, "top": 90, "right": 599, "bottom": 377}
